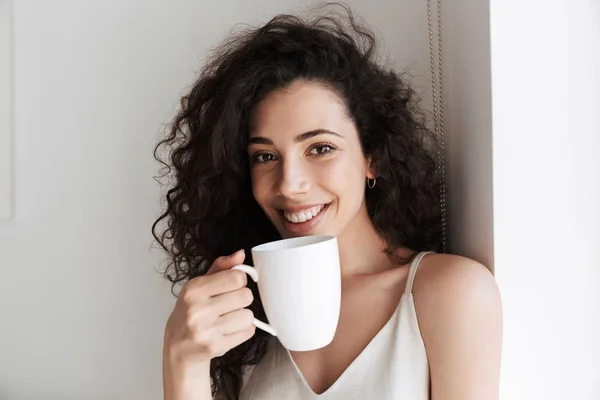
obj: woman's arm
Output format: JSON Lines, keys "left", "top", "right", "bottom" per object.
{"left": 413, "top": 254, "right": 503, "bottom": 400}
{"left": 163, "top": 353, "right": 212, "bottom": 400}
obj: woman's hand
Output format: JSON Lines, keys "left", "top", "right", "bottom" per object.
{"left": 163, "top": 250, "right": 255, "bottom": 400}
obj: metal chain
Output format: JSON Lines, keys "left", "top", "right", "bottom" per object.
{"left": 427, "top": 0, "right": 448, "bottom": 253}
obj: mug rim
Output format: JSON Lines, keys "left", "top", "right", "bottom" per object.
{"left": 251, "top": 235, "right": 336, "bottom": 252}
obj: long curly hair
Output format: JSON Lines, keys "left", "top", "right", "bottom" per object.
{"left": 153, "top": 3, "right": 442, "bottom": 399}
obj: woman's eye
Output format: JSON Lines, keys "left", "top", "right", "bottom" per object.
{"left": 309, "top": 144, "right": 335, "bottom": 156}
{"left": 253, "top": 153, "right": 276, "bottom": 164}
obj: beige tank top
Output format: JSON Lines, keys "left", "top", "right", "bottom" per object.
{"left": 239, "top": 251, "right": 432, "bottom": 399}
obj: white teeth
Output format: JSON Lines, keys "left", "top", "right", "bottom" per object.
{"left": 283, "top": 204, "right": 326, "bottom": 224}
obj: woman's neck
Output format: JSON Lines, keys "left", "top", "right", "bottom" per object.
{"left": 335, "top": 204, "right": 397, "bottom": 278}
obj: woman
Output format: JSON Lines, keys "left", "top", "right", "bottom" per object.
{"left": 153, "top": 5, "right": 502, "bottom": 400}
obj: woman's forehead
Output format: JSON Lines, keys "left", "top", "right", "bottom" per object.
{"left": 250, "top": 82, "right": 351, "bottom": 140}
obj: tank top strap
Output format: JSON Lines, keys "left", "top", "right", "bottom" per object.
{"left": 404, "top": 251, "right": 434, "bottom": 294}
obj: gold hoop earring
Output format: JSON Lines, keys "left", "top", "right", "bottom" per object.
{"left": 367, "top": 178, "right": 376, "bottom": 189}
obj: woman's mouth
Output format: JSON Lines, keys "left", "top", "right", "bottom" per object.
{"left": 283, "top": 204, "right": 326, "bottom": 223}
{"left": 278, "top": 203, "right": 331, "bottom": 234}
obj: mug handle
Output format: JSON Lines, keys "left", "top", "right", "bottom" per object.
{"left": 232, "top": 264, "right": 277, "bottom": 337}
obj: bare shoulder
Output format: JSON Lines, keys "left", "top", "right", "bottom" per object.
{"left": 411, "top": 253, "right": 503, "bottom": 399}
{"left": 412, "top": 253, "right": 501, "bottom": 305}
{"left": 411, "top": 252, "right": 502, "bottom": 331}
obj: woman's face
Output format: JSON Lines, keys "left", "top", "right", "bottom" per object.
{"left": 248, "top": 81, "right": 375, "bottom": 239}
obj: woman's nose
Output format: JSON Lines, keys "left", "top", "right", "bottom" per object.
{"left": 277, "top": 158, "right": 311, "bottom": 199}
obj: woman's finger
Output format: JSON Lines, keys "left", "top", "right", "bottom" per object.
{"left": 208, "top": 286, "right": 254, "bottom": 315}
{"left": 215, "top": 308, "right": 255, "bottom": 335}
{"left": 206, "top": 249, "right": 246, "bottom": 275}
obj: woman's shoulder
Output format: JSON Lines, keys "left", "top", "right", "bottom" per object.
{"left": 411, "top": 253, "right": 501, "bottom": 325}
{"left": 412, "top": 253, "right": 499, "bottom": 298}
{"left": 411, "top": 253, "right": 503, "bottom": 394}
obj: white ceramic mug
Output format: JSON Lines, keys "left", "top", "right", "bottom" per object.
{"left": 233, "top": 235, "right": 341, "bottom": 351}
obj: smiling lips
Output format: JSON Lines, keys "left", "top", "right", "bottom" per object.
{"left": 283, "top": 204, "right": 326, "bottom": 224}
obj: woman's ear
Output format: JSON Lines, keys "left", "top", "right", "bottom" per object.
{"left": 366, "top": 156, "right": 377, "bottom": 179}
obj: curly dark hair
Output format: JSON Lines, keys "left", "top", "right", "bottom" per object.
{"left": 153, "top": 3, "right": 442, "bottom": 399}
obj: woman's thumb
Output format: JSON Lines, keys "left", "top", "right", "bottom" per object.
{"left": 207, "top": 249, "right": 245, "bottom": 275}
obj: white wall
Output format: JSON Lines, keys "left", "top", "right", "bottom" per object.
{"left": 442, "top": 0, "right": 495, "bottom": 271}
{"left": 0, "top": 0, "right": 12, "bottom": 219}
{"left": 490, "top": 1, "right": 600, "bottom": 399}
{"left": 444, "top": 0, "right": 600, "bottom": 398}
{"left": 0, "top": 1, "right": 434, "bottom": 399}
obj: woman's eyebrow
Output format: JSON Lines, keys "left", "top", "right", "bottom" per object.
{"left": 248, "top": 129, "right": 344, "bottom": 145}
